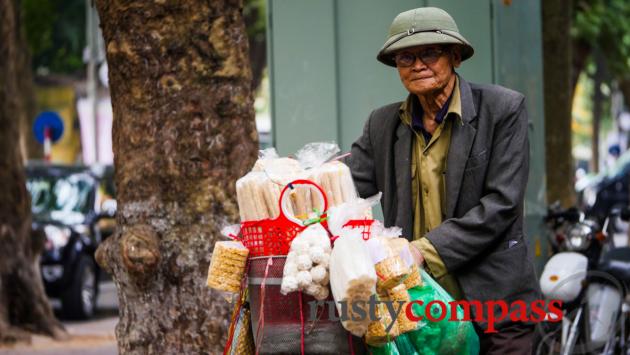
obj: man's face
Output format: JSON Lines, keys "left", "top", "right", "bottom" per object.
{"left": 394, "top": 44, "right": 461, "bottom": 96}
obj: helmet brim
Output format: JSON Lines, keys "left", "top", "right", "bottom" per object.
{"left": 377, "top": 30, "right": 474, "bottom": 67}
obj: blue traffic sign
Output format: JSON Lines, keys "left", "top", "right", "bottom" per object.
{"left": 33, "top": 111, "right": 64, "bottom": 144}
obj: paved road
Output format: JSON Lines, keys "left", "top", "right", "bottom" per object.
{"left": 0, "top": 282, "right": 119, "bottom": 355}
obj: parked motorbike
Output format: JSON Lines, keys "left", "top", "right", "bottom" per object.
{"left": 537, "top": 206, "right": 630, "bottom": 355}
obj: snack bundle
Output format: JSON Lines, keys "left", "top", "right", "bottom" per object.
{"left": 366, "top": 300, "right": 399, "bottom": 346}
{"left": 205, "top": 142, "right": 479, "bottom": 354}
{"left": 280, "top": 223, "right": 331, "bottom": 300}
{"left": 236, "top": 144, "right": 358, "bottom": 222}
{"left": 329, "top": 229, "right": 377, "bottom": 337}
{"left": 206, "top": 241, "right": 249, "bottom": 293}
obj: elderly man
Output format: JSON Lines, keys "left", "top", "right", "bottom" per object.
{"left": 348, "top": 7, "right": 540, "bottom": 354}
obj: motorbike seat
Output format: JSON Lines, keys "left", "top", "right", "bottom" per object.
{"left": 598, "top": 247, "right": 630, "bottom": 285}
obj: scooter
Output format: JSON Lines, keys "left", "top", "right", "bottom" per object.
{"left": 537, "top": 206, "right": 630, "bottom": 355}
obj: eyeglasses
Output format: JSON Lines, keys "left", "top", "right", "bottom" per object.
{"left": 394, "top": 47, "right": 447, "bottom": 67}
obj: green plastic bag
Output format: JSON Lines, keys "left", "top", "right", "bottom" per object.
{"left": 368, "top": 341, "right": 400, "bottom": 355}
{"left": 406, "top": 270, "right": 480, "bottom": 355}
{"left": 393, "top": 333, "right": 420, "bottom": 355}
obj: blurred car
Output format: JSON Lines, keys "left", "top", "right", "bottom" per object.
{"left": 26, "top": 162, "right": 116, "bottom": 319}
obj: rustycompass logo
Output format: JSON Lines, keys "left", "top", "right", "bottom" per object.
{"left": 309, "top": 295, "right": 563, "bottom": 333}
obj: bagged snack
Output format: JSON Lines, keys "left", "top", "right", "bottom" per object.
{"left": 367, "top": 237, "right": 410, "bottom": 291}
{"left": 376, "top": 256, "right": 409, "bottom": 290}
{"left": 207, "top": 241, "right": 249, "bottom": 293}
{"left": 280, "top": 223, "right": 331, "bottom": 300}
{"left": 387, "top": 238, "right": 422, "bottom": 289}
{"left": 236, "top": 143, "right": 360, "bottom": 223}
{"left": 236, "top": 172, "right": 286, "bottom": 221}
{"left": 387, "top": 284, "right": 416, "bottom": 333}
{"left": 404, "top": 264, "right": 422, "bottom": 289}
{"left": 365, "top": 301, "right": 400, "bottom": 346}
{"left": 307, "top": 161, "right": 358, "bottom": 207}
{"left": 405, "top": 270, "right": 480, "bottom": 355}
{"left": 329, "top": 229, "right": 377, "bottom": 336}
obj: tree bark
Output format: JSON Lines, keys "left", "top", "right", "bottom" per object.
{"left": 591, "top": 54, "right": 605, "bottom": 173}
{"left": 0, "top": 0, "right": 65, "bottom": 344}
{"left": 93, "top": 1, "right": 258, "bottom": 353}
{"left": 244, "top": 0, "right": 266, "bottom": 92}
{"left": 571, "top": 38, "right": 591, "bottom": 100}
{"left": 619, "top": 78, "right": 630, "bottom": 111}
{"left": 543, "top": 0, "right": 576, "bottom": 207}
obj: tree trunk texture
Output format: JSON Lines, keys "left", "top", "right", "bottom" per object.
{"left": 619, "top": 78, "right": 630, "bottom": 112}
{"left": 571, "top": 38, "right": 591, "bottom": 100}
{"left": 244, "top": 1, "right": 266, "bottom": 92}
{"left": 591, "top": 54, "right": 605, "bottom": 174}
{"left": 543, "top": 0, "right": 576, "bottom": 207}
{"left": 0, "top": 0, "right": 65, "bottom": 344}
{"left": 93, "top": 1, "right": 258, "bottom": 353}
{"left": 14, "top": 5, "right": 41, "bottom": 162}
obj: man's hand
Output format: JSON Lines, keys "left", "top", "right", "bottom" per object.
{"left": 409, "top": 243, "right": 425, "bottom": 266}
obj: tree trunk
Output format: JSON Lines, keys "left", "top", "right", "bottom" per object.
{"left": 93, "top": 1, "right": 258, "bottom": 353}
{"left": 543, "top": 0, "right": 576, "bottom": 207}
{"left": 619, "top": 78, "right": 630, "bottom": 111}
{"left": 0, "top": 0, "right": 65, "bottom": 344}
{"left": 244, "top": 0, "right": 266, "bottom": 92}
{"left": 591, "top": 54, "right": 605, "bottom": 173}
{"left": 571, "top": 38, "right": 591, "bottom": 101}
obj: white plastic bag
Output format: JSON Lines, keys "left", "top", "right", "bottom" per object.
{"left": 329, "top": 229, "right": 377, "bottom": 336}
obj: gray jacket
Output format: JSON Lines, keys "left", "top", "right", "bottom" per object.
{"left": 347, "top": 76, "right": 541, "bottom": 329}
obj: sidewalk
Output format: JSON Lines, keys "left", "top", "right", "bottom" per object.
{"left": 0, "top": 282, "right": 118, "bottom": 355}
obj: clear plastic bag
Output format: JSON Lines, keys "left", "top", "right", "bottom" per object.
{"left": 327, "top": 193, "right": 380, "bottom": 236}
{"left": 236, "top": 143, "right": 358, "bottom": 222}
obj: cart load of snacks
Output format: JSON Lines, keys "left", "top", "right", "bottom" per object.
{"left": 206, "top": 143, "right": 480, "bottom": 355}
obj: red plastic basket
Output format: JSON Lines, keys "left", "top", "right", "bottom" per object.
{"left": 239, "top": 179, "right": 328, "bottom": 257}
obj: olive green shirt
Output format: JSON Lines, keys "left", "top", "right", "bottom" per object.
{"left": 400, "top": 78, "right": 465, "bottom": 300}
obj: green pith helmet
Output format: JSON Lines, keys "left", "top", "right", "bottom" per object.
{"left": 377, "top": 7, "right": 474, "bottom": 67}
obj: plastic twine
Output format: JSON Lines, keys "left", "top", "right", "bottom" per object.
{"left": 254, "top": 257, "right": 273, "bottom": 355}
{"left": 299, "top": 291, "right": 305, "bottom": 355}
{"left": 222, "top": 259, "right": 250, "bottom": 355}
{"left": 348, "top": 331, "right": 355, "bottom": 355}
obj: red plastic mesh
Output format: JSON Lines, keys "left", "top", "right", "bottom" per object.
{"left": 240, "top": 217, "right": 306, "bottom": 257}
{"left": 248, "top": 256, "right": 350, "bottom": 354}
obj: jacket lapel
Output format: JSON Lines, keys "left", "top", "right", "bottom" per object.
{"left": 394, "top": 121, "right": 413, "bottom": 240}
{"left": 445, "top": 77, "right": 478, "bottom": 218}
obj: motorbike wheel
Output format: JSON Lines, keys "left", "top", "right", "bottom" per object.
{"left": 61, "top": 255, "right": 98, "bottom": 320}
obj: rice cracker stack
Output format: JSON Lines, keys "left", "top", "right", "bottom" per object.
{"left": 387, "top": 284, "right": 416, "bottom": 333}
{"left": 307, "top": 161, "right": 357, "bottom": 208}
{"left": 404, "top": 264, "right": 422, "bottom": 289}
{"left": 207, "top": 241, "right": 249, "bottom": 293}
{"left": 375, "top": 254, "right": 410, "bottom": 290}
{"left": 365, "top": 302, "right": 400, "bottom": 346}
{"left": 386, "top": 238, "right": 422, "bottom": 289}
